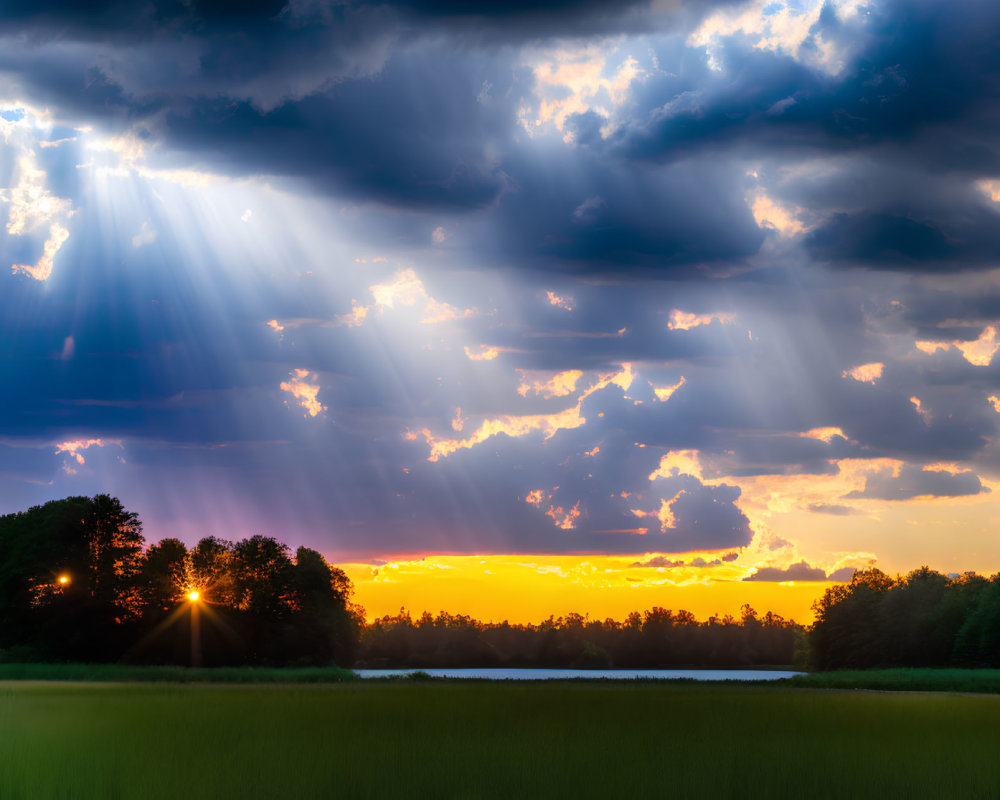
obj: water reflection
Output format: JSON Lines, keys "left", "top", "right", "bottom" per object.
{"left": 354, "top": 668, "right": 804, "bottom": 681}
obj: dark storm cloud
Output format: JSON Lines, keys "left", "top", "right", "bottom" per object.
{"left": 611, "top": 0, "right": 1000, "bottom": 271}
{"left": 845, "top": 465, "right": 990, "bottom": 501}
{"left": 804, "top": 211, "right": 1000, "bottom": 271}
{"left": 743, "top": 560, "right": 829, "bottom": 581}
{"left": 157, "top": 51, "right": 520, "bottom": 210}
{"left": 6, "top": 0, "right": 1000, "bottom": 276}
{"left": 6, "top": 0, "right": 1000, "bottom": 564}
{"left": 5, "top": 0, "right": 742, "bottom": 45}
{"left": 486, "top": 150, "right": 766, "bottom": 271}
{"left": 791, "top": 161, "right": 1000, "bottom": 270}
{"left": 622, "top": 0, "right": 1000, "bottom": 169}
{"left": 385, "top": 0, "right": 658, "bottom": 40}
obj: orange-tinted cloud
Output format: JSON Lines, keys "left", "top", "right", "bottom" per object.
{"left": 667, "top": 309, "right": 736, "bottom": 331}
{"left": 842, "top": 362, "right": 883, "bottom": 384}
{"left": 3, "top": 152, "right": 73, "bottom": 281}
{"left": 336, "top": 301, "right": 369, "bottom": 327}
{"left": 648, "top": 450, "right": 704, "bottom": 481}
{"left": 799, "top": 427, "right": 847, "bottom": 443}
{"left": 546, "top": 500, "right": 582, "bottom": 529}
{"left": 12, "top": 223, "right": 69, "bottom": 281}
{"left": 546, "top": 291, "right": 574, "bottom": 310}
{"left": 525, "top": 489, "right": 546, "bottom": 505}
{"left": 367, "top": 268, "right": 475, "bottom": 324}
{"left": 750, "top": 192, "right": 808, "bottom": 236}
{"left": 411, "top": 405, "right": 587, "bottom": 462}
{"left": 652, "top": 375, "right": 686, "bottom": 402}
{"left": 464, "top": 345, "right": 501, "bottom": 361}
{"left": 411, "top": 363, "right": 634, "bottom": 462}
{"left": 516, "top": 369, "right": 584, "bottom": 398}
{"left": 910, "top": 396, "right": 930, "bottom": 421}
{"left": 54, "top": 438, "right": 120, "bottom": 475}
{"left": 916, "top": 326, "right": 1000, "bottom": 366}
{"left": 280, "top": 369, "right": 326, "bottom": 418}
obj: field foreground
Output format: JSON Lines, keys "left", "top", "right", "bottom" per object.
{"left": 2, "top": 681, "right": 999, "bottom": 799}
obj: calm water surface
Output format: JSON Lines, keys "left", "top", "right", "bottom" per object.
{"left": 354, "top": 668, "right": 803, "bottom": 681}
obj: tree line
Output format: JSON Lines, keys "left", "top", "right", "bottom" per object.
{"left": 360, "top": 607, "right": 804, "bottom": 668}
{"left": 0, "top": 495, "right": 809, "bottom": 669}
{"left": 0, "top": 495, "right": 361, "bottom": 666}
{"left": 810, "top": 566, "right": 1000, "bottom": 669}
{"left": 28, "top": 496, "right": 1000, "bottom": 672}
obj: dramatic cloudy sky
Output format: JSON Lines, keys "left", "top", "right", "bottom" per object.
{"left": 4, "top": 0, "right": 1000, "bottom": 620}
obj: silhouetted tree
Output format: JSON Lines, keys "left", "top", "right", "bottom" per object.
{"left": 140, "top": 538, "right": 190, "bottom": 616}
{"left": 0, "top": 495, "right": 145, "bottom": 660}
{"left": 359, "top": 607, "right": 803, "bottom": 669}
{"left": 231, "top": 535, "right": 295, "bottom": 617}
{"left": 0, "top": 497, "right": 362, "bottom": 667}
{"left": 285, "top": 546, "right": 361, "bottom": 666}
{"left": 189, "top": 536, "right": 237, "bottom": 607}
{"left": 810, "top": 568, "right": 897, "bottom": 670}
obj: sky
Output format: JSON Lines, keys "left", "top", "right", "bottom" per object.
{"left": 3, "top": 0, "right": 1000, "bottom": 623}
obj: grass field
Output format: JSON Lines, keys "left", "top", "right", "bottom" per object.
{"left": 0, "top": 662, "right": 357, "bottom": 683}
{"left": 782, "top": 667, "right": 1000, "bottom": 694}
{"left": 3, "top": 680, "right": 1000, "bottom": 799}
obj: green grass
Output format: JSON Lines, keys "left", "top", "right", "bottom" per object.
{"left": 0, "top": 662, "right": 357, "bottom": 683}
{"left": 3, "top": 681, "right": 1000, "bottom": 799}
{"left": 782, "top": 667, "right": 1000, "bottom": 694}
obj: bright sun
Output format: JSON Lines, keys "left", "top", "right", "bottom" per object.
{"left": 188, "top": 590, "right": 200, "bottom": 602}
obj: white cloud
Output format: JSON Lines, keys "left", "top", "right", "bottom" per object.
{"left": 132, "top": 220, "right": 158, "bottom": 248}
{"left": 689, "top": 0, "right": 869, "bottom": 75}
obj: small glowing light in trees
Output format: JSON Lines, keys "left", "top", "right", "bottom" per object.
{"left": 58, "top": 575, "right": 70, "bottom": 585}
{"left": 188, "top": 590, "right": 201, "bottom": 602}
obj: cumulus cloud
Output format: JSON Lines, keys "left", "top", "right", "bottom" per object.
{"left": 743, "top": 560, "right": 829, "bottom": 582}
{"left": 807, "top": 503, "right": 859, "bottom": 516}
{"left": 5, "top": 0, "right": 1000, "bottom": 571}
{"left": 845, "top": 465, "right": 990, "bottom": 501}
{"left": 280, "top": 369, "right": 326, "bottom": 418}
{"left": 842, "top": 363, "right": 883, "bottom": 384}
{"left": 2, "top": 142, "right": 74, "bottom": 281}
{"left": 827, "top": 567, "right": 858, "bottom": 582}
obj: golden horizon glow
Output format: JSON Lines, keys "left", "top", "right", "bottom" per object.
{"left": 341, "top": 553, "right": 836, "bottom": 625}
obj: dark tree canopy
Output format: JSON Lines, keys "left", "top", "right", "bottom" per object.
{"left": 0, "top": 496, "right": 361, "bottom": 666}
{"left": 359, "top": 606, "right": 804, "bottom": 669}
{"left": 810, "top": 566, "right": 1000, "bottom": 670}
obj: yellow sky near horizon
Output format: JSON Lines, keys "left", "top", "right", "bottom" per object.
{"left": 338, "top": 475, "right": 1000, "bottom": 626}
{"left": 342, "top": 554, "right": 836, "bottom": 625}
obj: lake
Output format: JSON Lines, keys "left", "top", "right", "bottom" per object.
{"left": 354, "top": 668, "right": 804, "bottom": 681}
